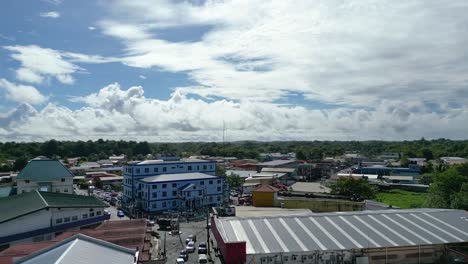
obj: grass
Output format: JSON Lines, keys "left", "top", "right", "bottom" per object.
{"left": 375, "top": 189, "right": 428, "bottom": 209}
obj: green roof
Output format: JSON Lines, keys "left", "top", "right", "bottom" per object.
{"left": 16, "top": 160, "right": 74, "bottom": 180}
{"left": 0, "top": 191, "right": 107, "bottom": 223}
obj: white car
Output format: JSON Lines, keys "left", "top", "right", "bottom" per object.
{"left": 176, "top": 258, "right": 185, "bottom": 264}
{"left": 186, "top": 241, "right": 195, "bottom": 253}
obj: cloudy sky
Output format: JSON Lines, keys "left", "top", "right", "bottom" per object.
{"left": 1, "top": 0, "right": 467, "bottom": 142}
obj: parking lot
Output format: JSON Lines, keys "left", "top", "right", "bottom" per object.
{"left": 162, "top": 220, "right": 222, "bottom": 264}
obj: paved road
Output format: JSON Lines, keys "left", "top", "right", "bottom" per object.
{"left": 74, "top": 186, "right": 129, "bottom": 220}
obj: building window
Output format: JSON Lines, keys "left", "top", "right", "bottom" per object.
{"left": 217, "top": 187, "right": 221, "bottom": 192}
{"left": 64, "top": 217, "right": 70, "bottom": 222}
{"left": 172, "top": 191, "right": 177, "bottom": 196}
{"left": 209, "top": 180, "right": 213, "bottom": 184}
{"left": 162, "top": 184, "right": 167, "bottom": 188}
{"left": 198, "top": 190, "right": 202, "bottom": 195}
{"left": 64, "top": 188, "right": 68, "bottom": 193}
{"left": 217, "top": 196, "right": 221, "bottom": 201}
{"left": 172, "top": 183, "right": 177, "bottom": 188}
{"left": 162, "top": 202, "right": 166, "bottom": 207}
{"left": 90, "top": 212, "right": 95, "bottom": 217}
{"left": 56, "top": 218, "right": 63, "bottom": 224}
{"left": 171, "top": 166, "right": 176, "bottom": 169}
{"left": 136, "top": 168, "right": 140, "bottom": 173}
{"left": 200, "top": 181, "right": 204, "bottom": 185}
{"left": 97, "top": 211, "right": 102, "bottom": 215}
{"left": 188, "top": 166, "right": 192, "bottom": 171}
{"left": 172, "top": 200, "right": 176, "bottom": 206}
{"left": 145, "top": 168, "right": 149, "bottom": 173}
{"left": 56, "top": 189, "right": 60, "bottom": 192}
{"left": 217, "top": 180, "right": 221, "bottom": 184}
{"left": 152, "top": 192, "right": 157, "bottom": 198}
{"left": 163, "top": 167, "right": 167, "bottom": 172}
{"left": 197, "top": 165, "right": 200, "bottom": 170}
{"left": 203, "top": 165, "right": 207, "bottom": 170}
{"left": 162, "top": 192, "right": 167, "bottom": 197}
{"left": 25, "top": 180, "right": 30, "bottom": 183}
{"left": 210, "top": 165, "right": 213, "bottom": 169}
{"left": 72, "top": 216, "right": 78, "bottom": 221}
{"left": 152, "top": 185, "right": 157, "bottom": 189}
{"left": 154, "top": 167, "right": 158, "bottom": 173}
{"left": 209, "top": 196, "right": 213, "bottom": 202}
{"left": 82, "top": 214, "right": 88, "bottom": 219}
{"left": 61, "top": 178, "right": 65, "bottom": 182}
{"left": 152, "top": 203, "right": 157, "bottom": 209}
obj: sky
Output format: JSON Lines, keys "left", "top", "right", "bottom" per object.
{"left": 0, "top": 0, "right": 468, "bottom": 142}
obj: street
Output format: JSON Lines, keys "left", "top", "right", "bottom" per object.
{"left": 74, "top": 185, "right": 129, "bottom": 220}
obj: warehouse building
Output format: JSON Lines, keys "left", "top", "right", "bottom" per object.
{"left": 211, "top": 208, "right": 468, "bottom": 264}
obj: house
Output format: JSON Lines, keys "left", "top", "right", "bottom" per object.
{"left": 0, "top": 191, "right": 109, "bottom": 246}
{"left": 13, "top": 234, "right": 138, "bottom": 264}
{"left": 252, "top": 184, "right": 279, "bottom": 207}
{"left": 15, "top": 159, "right": 74, "bottom": 194}
{"left": 135, "top": 172, "right": 225, "bottom": 214}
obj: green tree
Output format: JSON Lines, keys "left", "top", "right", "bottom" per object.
{"left": 296, "top": 149, "right": 307, "bottom": 160}
{"left": 400, "top": 156, "right": 410, "bottom": 167}
{"left": 216, "top": 165, "right": 226, "bottom": 177}
{"left": 329, "top": 177, "right": 377, "bottom": 199}
{"left": 13, "top": 157, "right": 28, "bottom": 171}
{"left": 226, "top": 173, "right": 242, "bottom": 188}
{"left": 93, "top": 177, "right": 103, "bottom": 189}
{"left": 426, "top": 164, "right": 468, "bottom": 209}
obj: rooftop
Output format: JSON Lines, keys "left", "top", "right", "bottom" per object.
{"left": 290, "top": 182, "right": 331, "bottom": 194}
{"left": 257, "top": 160, "right": 296, "bottom": 167}
{"left": 139, "top": 172, "right": 219, "bottom": 183}
{"left": 0, "top": 191, "right": 107, "bottom": 223}
{"left": 214, "top": 208, "right": 468, "bottom": 254}
{"left": 261, "top": 167, "right": 296, "bottom": 173}
{"left": 14, "top": 234, "right": 137, "bottom": 264}
{"left": 16, "top": 160, "right": 74, "bottom": 180}
{"left": 130, "top": 158, "right": 213, "bottom": 166}
{"left": 253, "top": 185, "right": 279, "bottom": 193}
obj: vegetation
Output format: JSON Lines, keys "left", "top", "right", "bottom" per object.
{"left": 376, "top": 190, "right": 428, "bottom": 208}
{"left": 426, "top": 164, "right": 468, "bottom": 210}
{"left": 225, "top": 173, "right": 242, "bottom": 188}
{"left": 0, "top": 138, "right": 468, "bottom": 165}
{"left": 329, "top": 177, "right": 377, "bottom": 199}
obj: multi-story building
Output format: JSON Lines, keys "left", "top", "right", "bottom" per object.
{"left": 122, "top": 159, "right": 217, "bottom": 213}
{"left": 16, "top": 159, "right": 74, "bottom": 194}
{"left": 135, "top": 172, "right": 224, "bottom": 214}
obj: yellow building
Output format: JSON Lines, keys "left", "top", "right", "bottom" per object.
{"left": 252, "top": 184, "right": 279, "bottom": 207}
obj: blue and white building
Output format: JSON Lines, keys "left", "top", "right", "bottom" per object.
{"left": 137, "top": 172, "right": 224, "bottom": 213}
{"left": 122, "top": 159, "right": 218, "bottom": 214}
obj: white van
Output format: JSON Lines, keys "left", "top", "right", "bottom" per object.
{"left": 198, "top": 254, "right": 208, "bottom": 264}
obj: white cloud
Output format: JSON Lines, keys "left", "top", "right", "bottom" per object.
{"left": 40, "top": 11, "right": 60, "bottom": 18}
{"left": 97, "top": 0, "right": 468, "bottom": 108}
{"left": 139, "top": 75, "right": 146, "bottom": 79}
{"left": 1, "top": 83, "right": 468, "bottom": 141}
{"left": 0, "top": 79, "right": 47, "bottom": 105}
{"left": 88, "top": 26, "right": 96, "bottom": 31}
{"left": 3, "top": 45, "right": 119, "bottom": 85}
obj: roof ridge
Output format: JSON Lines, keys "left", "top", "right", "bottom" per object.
{"left": 36, "top": 190, "right": 49, "bottom": 207}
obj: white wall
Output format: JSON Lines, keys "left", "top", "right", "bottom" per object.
{"left": 0, "top": 209, "right": 51, "bottom": 237}
{"left": 17, "top": 178, "right": 73, "bottom": 194}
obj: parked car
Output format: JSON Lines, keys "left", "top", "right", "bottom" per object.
{"left": 198, "top": 254, "right": 208, "bottom": 264}
{"left": 117, "top": 210, "right": 125, "bottom": 218}
{"left": 186, "top": 241, "right": 195, "bottom": 253}
{"left": 188, "top": 234, "right": 197, "bottom": 242}
{"left": 179, "top": 249, "right": 188, "bottom": 261}
{"left": 176, "top": 258, "right": 185, "bottom": 264}
{"left": 198, "top": 242, "right": 207, "bottom": 255}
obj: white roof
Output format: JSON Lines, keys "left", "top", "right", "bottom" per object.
{"left": 140, "top": 172, "right": 219, "bottom": 183}
{"left": 215, "top": 209, "right": 468, "bottom": 255}
{"left": 15, "top": 234, "right": 137, "bottom": 264}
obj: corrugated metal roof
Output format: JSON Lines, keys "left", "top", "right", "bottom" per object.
{"left": 0, "top": 191, "right": 107, "bottom": 223}
{"left": 16, "top": 160, "right": 74, "bottom": 180}
{"left": 215, "top": 209, "right": 468, "bottom": 254}
{"left": 14, "top": 234, "right": 137, "bottom": 264}
{"left": 139, "top": 172, "right": 219, "bottom": 183}
{"left": 257, "top": 160, "right": 296, "bottom": 167}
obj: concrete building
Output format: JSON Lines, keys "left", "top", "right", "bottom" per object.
{"left": 16, "top": 159, "right": 74, "bottom": 194}
{"left": 211, "top": 208, "right": 468, "bottom": 264}
{"left": 13, "top": 234, "right": 138, "bottom": 264}
{"left": 134, "top": 172, "right": 224, "bottom": 214}
{"left": 122, "top": 159, "right": 216, "bottom": 212}
{"left": 0, "top": 191, "right": 109, "bottom": 246}
{"left": 351, "top": 165, "right": 420, "bottom": 176}
{"left": 252, "top": 185, "right": 279, "bottom": 207}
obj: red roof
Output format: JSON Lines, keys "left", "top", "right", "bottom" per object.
{"left": 0, "top": 219, "right": 151, "bottom": 264}
{"left": 253, "top": 184, "right": 279, "bottom": 193}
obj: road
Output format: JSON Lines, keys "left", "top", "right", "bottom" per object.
{"left": 74, "top": 186, "right": 129, "bottom": 220}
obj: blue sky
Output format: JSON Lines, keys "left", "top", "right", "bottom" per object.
{"left": 1, "top": 0, "right": 468, "bottom": 142}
